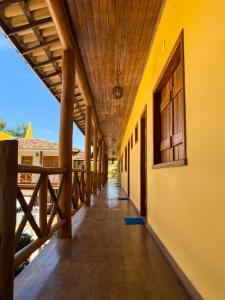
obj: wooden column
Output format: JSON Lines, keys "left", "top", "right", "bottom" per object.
{"left": 39, "top": 173, "right": 48, "bottom": 236}
{"left": 58, "top": 49, "right": 75, "bottom": 238}
{"left": 101, "top": 144, "right": 105, "bottom": 187}
{"left": 85, "top": 105, "right": 92, "bottom": 205}
{"left": 0, "top": 140, "right": 18, "bottom": 300}
{"left": 93, "top": 127, "right": 98, "bottom": 195}
{"left": 105, "top": 154, "right": 108, "bottom": 184}
{"left": 98, "top": 138, "right": 102, "bottom": 190}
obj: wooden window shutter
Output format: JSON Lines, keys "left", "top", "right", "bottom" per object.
{"left": 160, "top": 78, "right": 173, "bottom": 163}
{"left": 172, "top": 62, "right": 185, "bottom": 160}
{"left": 153, "top": 30, "right": 186, "bottom": 168}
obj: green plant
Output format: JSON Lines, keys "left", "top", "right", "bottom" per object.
{"left": 15, "top": 233, "right": 33, "bottom": 277}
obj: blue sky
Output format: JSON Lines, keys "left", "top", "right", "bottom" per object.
{"left": 0, "top": 31, "right": 85, "bottom": 150}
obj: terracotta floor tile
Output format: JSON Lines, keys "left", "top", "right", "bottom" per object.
{"left": 14, "top": 180, "right": 191, "bottom": 300}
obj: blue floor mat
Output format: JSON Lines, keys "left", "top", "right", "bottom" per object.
{"left": 118, "top": 197, "right": 129, "bottom": 200}
{"left": 124, "top": 217, "right": 145, "bottom": 225}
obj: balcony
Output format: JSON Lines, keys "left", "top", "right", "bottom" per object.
{"left": 14, "top": 179, "right": 189, "bottom": 300}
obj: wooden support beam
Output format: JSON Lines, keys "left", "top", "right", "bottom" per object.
{"left": 75, "top": 93, "right": 82, "bottom": 97}
{"left": 98, "top": 139, "right": 102, "bottom": 190}
{"left": 93, "top": 127, "right": 98, "bottom": 195}
{"left": 39, "top": 174, "right": 48, "bottom": 236}
{"left": 33, "top": 55, "right": 62, "bottom": 69}
{"left": 101, "top": 143, "right": 105, "bottom": 187}
{"left": 49, "top": 82, "right": 62, "bottom": 89}
{"left": 42, "top": 70, "right": 61, "bottom": 80}
{"left": 106, "top": 155, "right": 108, "bottom": 182}
{"left": 58, "top": 49, "right": 75, "bottom": 238}
{"left": 46, "top": 0, "right": 104, "bottom": 144}
{"left": 84, "top": 105, "right": 92, "bottom": 206}
{"left": 0, "top": 140, "right": 18, "bottom": 300}
{"left": 8, "top": 17, "right": 52, "bottom": 36}
{"left": 22, "top": 38, "right": 60, "bottom": 55}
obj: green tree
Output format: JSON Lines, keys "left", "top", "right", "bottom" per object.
{"left": 0, "top": 117, "right": 7, "bottom": 130}
{"left": 0, "top": 117, "right": 28, "bottom": 137}
{"left": 7, "top": 123, "right": 28, "bottom": 137}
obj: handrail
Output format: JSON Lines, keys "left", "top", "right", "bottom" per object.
{"left": 18, "top": 164, "right": 66, "bottom": 174}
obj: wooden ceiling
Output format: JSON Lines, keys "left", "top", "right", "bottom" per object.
{"left": 0, "top": 0, "right": 87, "bottom": 134}
{"left": 0, "top": 0, "right": 164, "bottom": 156}
{"left": 65, "top": 0, "right": 164, "bottom": 156}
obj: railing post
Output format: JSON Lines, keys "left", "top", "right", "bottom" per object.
{"left": 93, "top": 127, "right": 97, "bottom": 195}
{"left": 98, "top": 138, "right": 102, "bottom": 190}
{"left": 85, "top": 105, "right": 92, "bottom": 206}
{"left": 101, "top": 143, "right": 105, "bottom": 188}
{"left": 39, "top": 173, "right": 48, "bottom": 236}
{"left": 81, "top": 167, "right": 85, "bottom": 202}
{"left": 73, "top": 172, "right": 78, "bottom": 209}
{"left": 58, "top": 49, "right": 75, "bottom": 238}
{"left": 0, "top": 140, "right": 18, "bottom": 300}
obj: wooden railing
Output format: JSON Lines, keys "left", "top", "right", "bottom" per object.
{"left": 72, "top": 169, "right": 86, "bottom": 209}
{"left": 71, "top": 169, "right": 99, "bottom": 209}
{"left": 15, "top": 165, "right": 67, "bottom": 269}
{"left": 0, "top": 140, "right": 108, "bottom": 299}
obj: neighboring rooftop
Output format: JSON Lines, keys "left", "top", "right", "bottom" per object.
{"left": 18, "top": 138, "right": 80, "bottom": 152}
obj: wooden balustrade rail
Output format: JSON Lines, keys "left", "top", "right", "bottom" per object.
{"left": 15, "top": 164, "right": 67, "bottom": 268}
{"left": 0, "top": 140, "right": 108, "bottom": 299}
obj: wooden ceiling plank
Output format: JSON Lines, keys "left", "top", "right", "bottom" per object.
{"left": 74, "top": 1, "right": 99, "bottom": 94}
{"left": 120, "top": 0, "right": 149, "bottom": 138}
{"left": 8, "top": 17, "right": 52, "bottom": 36}
{"left": 46, "top": 0, "right": 104, "bottom": 144}
{"left": 33, "top": 55, "right": 62, "bottom": 69}
{"left": 22, "top": 38, "right": 60, "bottom": 55}
{"left": 84, "top": 0, "right": 104, "bottom": 106}
{"left": 0, "top": 0, "right": 25, "bottom": 9}
{"left": 49, "top": 81, "right": 62, "bottom": 88}
{"left": 19, "top": 2, "right": 61, "bottom": 79}
{"left": 127, "top": 0, "right": 164, "bottom": 129}
{"left": 42, "top": 70, "right": 61, "bottom": 80}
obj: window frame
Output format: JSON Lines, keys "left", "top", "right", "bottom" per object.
{"left": 153, "top": 30, "right": 187, "bottom": 169}
{"left": 125, "top": 146, "right": 127, "bottom": 172}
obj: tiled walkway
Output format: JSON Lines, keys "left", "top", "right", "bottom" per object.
{"left": 14, "top": 180, "right": 190, "bottom": 300}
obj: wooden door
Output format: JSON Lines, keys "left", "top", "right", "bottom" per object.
{"left": 140, "top": 108, "right": 147, "bottom": 217}
{"left": 21, "top": 156, "right": 33, "bottom": 182}
{"left": 128, "top": 141, "right": 130, "bottom": 197}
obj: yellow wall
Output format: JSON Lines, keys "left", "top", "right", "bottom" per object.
{"left": 0, "top": 131, "right": 14, "bottom": 140}
{"left": 120, "top": 1, "right": 225, "bottom": 299}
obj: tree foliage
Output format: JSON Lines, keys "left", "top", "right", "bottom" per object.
{"left": 0, "top": 117, "right": 7, "bottom": 130}
{"left": 15, "top": 233, "right": 33, "bottom": 277}
{"left": 0, "top": 117, "right": 27, "bottom": 137}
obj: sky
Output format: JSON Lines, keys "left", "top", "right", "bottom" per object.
{"left": 0, "top": 31, "right": 85, "bottom": 150}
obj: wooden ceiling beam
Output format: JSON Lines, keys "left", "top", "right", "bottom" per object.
{"left": 49, "top": 82, "right": 62, "bottom": 89}
{"left": 46, "top": 0, "right": 104, "bottom": 143}
{"left": 33, "top": 55, "right": 62, "bottom": 69}
{"left": 75, "top": 93, "right": 82, "bottom": 97}
{"left": 8, "top": 17, "right": 52, "bottom": 36}
{"left": 19, "top": 1, "right": 61, "bottom": 79}
{"left": 42, "top": 71, "right": 61, "bottom": 80}
{"left": 22, "top": 38, "right": 60, "bottom": 55}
